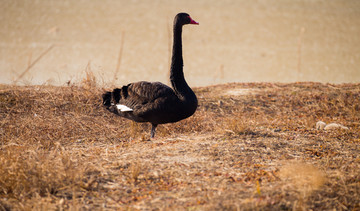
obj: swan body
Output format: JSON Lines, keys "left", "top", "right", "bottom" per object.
{"left": 102, "top": 13, "right": 199, "bottom": 138}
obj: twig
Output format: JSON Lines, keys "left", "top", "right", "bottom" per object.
{"left": 297, "top": 27, "right": 305, "bottom": 81}
{"left": 112, "top": 31, "right": 125, "bottom": 85}
{"left": 14, "top": 44, "right": 55, "bottom": 84}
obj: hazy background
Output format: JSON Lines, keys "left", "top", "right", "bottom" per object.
{"left": 1, "top": 0, "right": 359, "bottom": 86}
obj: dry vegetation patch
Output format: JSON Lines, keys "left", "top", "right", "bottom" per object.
{"left": 1, "top": 82, "right": 359, "bottom": 210}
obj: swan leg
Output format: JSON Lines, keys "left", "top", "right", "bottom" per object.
{"left": 150, "top": 124, "right": 157, "bottom": 138}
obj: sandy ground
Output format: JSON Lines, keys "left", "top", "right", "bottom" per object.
{"left": 1, "top": 0, "right": 360, "bottom": 85}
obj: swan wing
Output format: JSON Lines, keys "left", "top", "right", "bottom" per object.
{"left": 113, "top": 81, "right": 177, "bottom": 113}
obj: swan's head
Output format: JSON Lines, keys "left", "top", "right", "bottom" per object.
{"left": 175, "top": 13, "right": 199, "bottom": 26}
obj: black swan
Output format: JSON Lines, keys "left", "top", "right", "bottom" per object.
{"left": 102, "top": 13, "right": 199, "bottom": 138}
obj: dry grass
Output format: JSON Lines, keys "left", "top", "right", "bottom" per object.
{"left": 1, "top": 80, "right": 360, "bottom": 210}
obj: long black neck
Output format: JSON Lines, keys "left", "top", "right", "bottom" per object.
{"left": 170, "top": 21, "right": 194, "bottom": 100}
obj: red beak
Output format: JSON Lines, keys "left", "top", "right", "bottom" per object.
{"left": 189, "top": 16, "right": 199, "bottom": 25}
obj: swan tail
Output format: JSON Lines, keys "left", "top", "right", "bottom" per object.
{"left": 102, "top": 91, "right": 112, "bottom": 109}
{"left": 102, "top": 84, "right": 132, "bottom": 112}
{"left": 112, "top": 85, "right": 130, "bottom": 103}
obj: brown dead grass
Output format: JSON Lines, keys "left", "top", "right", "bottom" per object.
{"left": 1, "top": 80, "right": 360, "bottom": 210}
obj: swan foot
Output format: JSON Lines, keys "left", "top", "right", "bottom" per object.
{"left": 150, "top": 124, "right": 158, "bottom": 139}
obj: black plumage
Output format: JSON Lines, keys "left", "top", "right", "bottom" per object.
{"left": 102, "top": 13, "right": 199, "bottom": 138}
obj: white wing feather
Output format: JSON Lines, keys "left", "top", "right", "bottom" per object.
{"left": 116, "top": 104, "right": 133, "bottom": 112}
